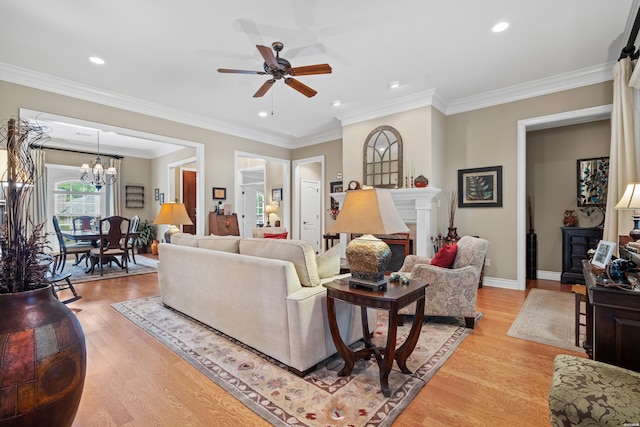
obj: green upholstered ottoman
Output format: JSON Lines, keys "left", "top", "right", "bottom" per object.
{"left": 549, "top": 354, "right": 640, "bottom": 426}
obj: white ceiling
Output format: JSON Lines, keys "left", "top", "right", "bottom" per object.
{"left": 1, "top": 0, "right": 638, "bottom": 157}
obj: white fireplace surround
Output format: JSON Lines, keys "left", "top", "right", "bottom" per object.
{"left": 330, "top": 187, "right": 441, "bottom": 257}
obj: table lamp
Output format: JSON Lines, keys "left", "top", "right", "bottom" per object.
{"left": 615, "top": 182, "right": 640, "bottom": 241}
{"left": 328, "top": 188, "right": 409, "bottom": 290}
{"left": 264, "top": 204, "right": 275, "bottom": 227}
{"left": 153, "top": 202, "right": 193, "bottom": 243}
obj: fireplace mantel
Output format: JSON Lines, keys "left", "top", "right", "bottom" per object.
{"left": 330, "top": 187, "right": 441, "bottom": 257}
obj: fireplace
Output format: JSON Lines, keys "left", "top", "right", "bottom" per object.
{"left": 330, "top": 187, "right": 441, "bottom": 257}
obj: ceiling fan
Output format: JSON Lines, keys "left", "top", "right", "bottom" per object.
{"left": 217, "top": 41, "right": 332, "bottom": 98}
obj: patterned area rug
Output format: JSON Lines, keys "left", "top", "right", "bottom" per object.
{"left": 112, "top": 296, "right": 481, "bottom": 427}
{"left": 507, "top": 288, "right": 584, "bottom": 351}
{"left": 59, "top": 255, "right": 158, "bottom": 283}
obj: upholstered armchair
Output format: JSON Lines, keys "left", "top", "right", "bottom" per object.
{"left": 397, "top": 235, "right": 489, "bottom": 328}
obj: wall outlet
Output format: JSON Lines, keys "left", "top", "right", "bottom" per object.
{"left": 485, "top": 258, "right": 491, "bottom": 267}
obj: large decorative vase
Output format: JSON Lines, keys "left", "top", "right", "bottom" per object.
{"left": 526, "top": 230, "right": 537, "bottom": 280}
{"left": 0, "top": 285, "right": 86, "bottom": 426}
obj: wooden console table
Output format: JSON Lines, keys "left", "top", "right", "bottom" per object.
{"left": 209, "top": 212, "right": 239, "bottom": 236}
{"left": 582, "top": 260, "right": 640, "bottom": 371}
{"left": 323, "top": 277, "right": 428, "bottom": 397}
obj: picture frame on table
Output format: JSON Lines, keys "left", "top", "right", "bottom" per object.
{"left": 458, "top": 165, "right": 503, "bottom": 208}
{"left": 591, "top": 240, "right": 616, "bottom": 269}
{"left": 272, "top": 187, "right": 282, "bottom": 202}
{"left": 330, "top": 181, "right": 343, "bottom": 211}
{"left": 213, "top": 187, "right": 227, "bottom": 200}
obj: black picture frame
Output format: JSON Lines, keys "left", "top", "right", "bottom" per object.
{"left": 272, "top": 187, "right": 282, "bottom": 202}
{"left": 577, "top": 157, "right": 609, "bottom": 207}
{"left": 159, "top": 193, "right": 165, "bottom": 205}
{"left": 212, "top": 187, "right": 226, "bottom": 200}
{"left": 458, "top": 166, "right": 503, "bottom": 208}
{"left": 154, "top": 188, "right": 159, "bottom": 201}
{"left": 330, "top": 181, "right": 343, "bottom": 211}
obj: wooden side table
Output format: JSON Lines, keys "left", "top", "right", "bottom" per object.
{"left": 323, "top": 278, "right": 428, "bottom": 397}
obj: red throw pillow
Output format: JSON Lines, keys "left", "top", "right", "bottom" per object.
{"left": 431, "top": 243, "right": 458, "bottom": 268}
{"left": 264, "top": 232, "right": 288, "bottom": 239}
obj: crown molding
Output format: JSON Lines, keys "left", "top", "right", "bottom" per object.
{"left": 0, "top": 62, "right": 298, "bottom": 149}
{"left": 446, "top": 62, "right": 615, "bottom": 115}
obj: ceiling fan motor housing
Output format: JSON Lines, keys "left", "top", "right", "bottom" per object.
{"left": 263, "top": 57, "right": 291, "bottom": 79}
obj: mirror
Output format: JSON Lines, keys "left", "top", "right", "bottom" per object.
{"left": 363, "top": 126, "right": 403, "bottom": 188}
{"left": 577, "top": 157, "right": 609, "bottom": 207}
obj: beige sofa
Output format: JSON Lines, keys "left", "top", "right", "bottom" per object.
{"left": 157, "top": 233, "right": 375, "bottom": 374}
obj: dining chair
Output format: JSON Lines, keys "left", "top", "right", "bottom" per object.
{"left": 89, "top": 216, "right": 130, "bottom": 276}
{"left": 52, "top": 215, "right": 92, "bottom": 272}
{"left": 127, "top": 214, "right": 140, "bottom": 264}
{"left": 38, "top": 253, "right": 81, "bottom": 304}
{"left": 72, "top": 215, "right": 94, "bottom": 232}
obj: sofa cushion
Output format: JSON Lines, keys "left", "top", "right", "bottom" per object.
{"left": 240, "top": 238, "right": 320, "bottom": 287}
{"left": 197, "top": 235, "right": 243, "bottom": 253}
{"left": 316, "top": 245, "right": 341, "bottom": 279}
{"left": 264, "top": 232, "right": 288, "bottom": 239}
{"left": 431, "top": 243, "right": 457, "bottom": 268}
{"left": 171, "top": 233, "right": 199, "bottom": 247}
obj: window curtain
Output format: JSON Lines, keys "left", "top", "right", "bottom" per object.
{"left": 106, "top": 157, "right": 122, "bottom": 216}
{"left": 28, "top": 147, "right": 46, "bottom": 234}
{"left": 603, "top": 57, "right": 638, "bottom": 244}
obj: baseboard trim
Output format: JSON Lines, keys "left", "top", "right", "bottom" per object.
{"left": 537, "top": 270, "right": 561, "bottom": 281}
{"left": 482, "top": 276, "right": 519, "bottom": 290}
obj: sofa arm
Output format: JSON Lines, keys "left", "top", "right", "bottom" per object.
{"left": 412, "top": 263, "right": 479, "bottom": 317}
{"left": 398, "top": 255, "right": 432, "bottom": 272}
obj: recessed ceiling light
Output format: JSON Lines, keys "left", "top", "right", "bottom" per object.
{"left": 389, "top": 81, "right": 400, "bottom": 89}
{"left": 258, "top": 111, "right": 268, "bottom": 118}
{"left": 332, "top": 100, "right": 341, "bottom": 107}
{"left": 492, "top": 22, "right": 509, "bottom": 33}
{"left": 88, "top": 56, "right": 105, "bottom": 65}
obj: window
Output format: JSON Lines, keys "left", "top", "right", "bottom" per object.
{"left": 256, "top": 192, "right": 265, "bottom": 225}
{"left": 363, "top": 126, "right": 403, "bottom": 188}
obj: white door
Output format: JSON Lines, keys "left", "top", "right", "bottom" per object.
{"left": 240, "top": 185, "right": 259, "bottom": 237}
{"left": 300, "top": 179, "right": 320, "bottom": 251}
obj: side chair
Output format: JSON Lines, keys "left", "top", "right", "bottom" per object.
{"left": 52, "top": 215, "right": 92, "bottom": 272}
{"left": 127, "top": 214, "right": 140, "bottom": 264}
{"left": 89, "top": 216, "right": 130, "bottom": 276}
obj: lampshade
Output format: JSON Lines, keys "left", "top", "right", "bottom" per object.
{"left": 615, "top": 182, "right": 640, "bottom": 241}
{"left": 328, "top": 188, "right": 408, "bottom": 290}
{"left": 153, "top": 202, "right": 193, "bottom": 243}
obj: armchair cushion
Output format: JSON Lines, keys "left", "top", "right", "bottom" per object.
{"left": 431, "top": 243, "right": 457, "bottom": 268}
{"left": 398, "top": 255, "right": 432, "bottom": 273}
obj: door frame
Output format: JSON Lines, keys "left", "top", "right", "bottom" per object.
{"left": 300, "top": 178, "right": 321, "bottom": 251}
{"left": 292, "top": 155, "right": 325, "bottom": 241}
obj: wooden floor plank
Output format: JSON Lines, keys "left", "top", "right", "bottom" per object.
{"left": 68, "top": 263, "right": 582, "bottom": 426}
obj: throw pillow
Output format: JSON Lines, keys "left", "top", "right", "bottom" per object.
{"left": 316, "top": 245, "right": 341, "bottom": 279}
{"left": 264, "top": 232, "right": 288, "bottom": 239}
{"left": 431, "top": 243, "right": 457, "bottom": 268}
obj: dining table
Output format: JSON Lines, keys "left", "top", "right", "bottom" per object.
{"left": 61, "top": 230, "right": 140, "bottom": 273}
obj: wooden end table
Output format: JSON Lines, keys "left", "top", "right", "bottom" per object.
{"left": 323, "top": 278, "right": 428, "bottom": 397}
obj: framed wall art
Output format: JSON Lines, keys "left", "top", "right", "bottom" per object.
{"left": 458, "top": 165, "right": 503, "bottom": 208}
{"left": 272, "top": 187, "right": 282, "bottom": 202}
{"left": 329, "top": 181, "right": 343, "bottom": 215}
{"left": 154, "top": 188, "right": 160, "bottom": 201}
{"left": 212, "top": 187, "right": 226, "bottom": 200}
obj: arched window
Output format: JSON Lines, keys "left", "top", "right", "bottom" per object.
{"left": 363, "top": 126, "right": 403, "bottom": 188}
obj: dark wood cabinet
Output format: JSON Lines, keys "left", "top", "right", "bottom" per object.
{"left": 209, "top": 212, "right": 239, "bottom": 236}
{"left": 582, "top": 261, "right": 640, "bottom": 371}
{"left": 561, "top": 227, "right": 602, "bottom": 284}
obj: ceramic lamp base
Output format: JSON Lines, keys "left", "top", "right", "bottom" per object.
{"left": 164, "top": 224, "right": 181, "bottom": 243}
{"left": 346, "top": 234, "right": 391, "bottom": 291}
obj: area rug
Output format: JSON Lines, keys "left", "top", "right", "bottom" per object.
{"left": 112, "top": 295, "right": 481, "bottom": 427}
{"left": 60, "top": 255, "right": 158, "bottom": 283}
{"left": 507, "top": 288, "right": 584, "bottom": 351}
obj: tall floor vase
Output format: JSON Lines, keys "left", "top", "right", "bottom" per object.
{"left": 0, "top": 285, "right": 86, "bottom": 426}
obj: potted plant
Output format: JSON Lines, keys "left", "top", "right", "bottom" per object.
{"left": 0, "top": 118, "right": 86, "bottom": 426}
{"left": 136, "top": 219, "right": 157, "bottom": 253}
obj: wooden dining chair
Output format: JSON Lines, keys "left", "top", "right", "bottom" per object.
{"left": 127, "top": 214, "right": 140, "bottom": 264}
{"left": 39, "top": 253, "right": 81, "bottom": 304}
{"left": 52, "top": 215, "right": 92, "bottom": 272}
{"left": 89, "top": 216, "right": 130, "bottom": 276}
{"left": 73, "top": 216, "right": 94, "bottom": 232}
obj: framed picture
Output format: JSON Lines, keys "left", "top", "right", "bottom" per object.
{"left": 272, "top": 187, "right": 282, "bottom": 202}
{"left": 577, "top": 157, "right": 609, "bottom": 207}
{"left": 330, "top": 181, "right": 343, "bottom": 212}
{"left": 154, "top": 188, "right": 160, "bottom": 201}
{"left": 458, "top": 166, "right": 503, "bottom": 208}
{"left": 212, "top": 187, "right": 226, "bottom": 200}
{"left": 591, "top": 240, "right": 616, "bottom": 269}
{"left": 159, "top": 193, "right": 164, "bottom": 205}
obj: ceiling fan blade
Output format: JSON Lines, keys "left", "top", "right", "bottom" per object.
{"left": 289, "top": 64, "right": 332, "bottom": 76}
{"left": 218, "top": 68, "right": 266, "bottom": 75}
{"left": 284, "top": 77, "right": 317, "bottom": 97}
{"left": 253, "top": 79, "right": 276, "bottom": 98}
{"left": 256, "top": 45, "right": 279, "bottom": 70}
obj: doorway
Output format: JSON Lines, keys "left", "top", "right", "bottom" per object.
{"left": 182, "top": 169, "right": 196, "bottom": 234}
{"left": 292, "top": 156, "right": 325, "bottom": 245}
{"left": 300, "top": 179, "right": 321, "bottom": 252}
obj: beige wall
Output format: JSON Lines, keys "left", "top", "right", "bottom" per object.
{"left": 527, "top": 120, "right": 610, "bottom": 272}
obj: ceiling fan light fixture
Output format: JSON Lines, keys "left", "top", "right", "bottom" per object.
{"left": 258, "top": 111, "right": 268, "bottom": 117}
{"left": 492, "top": 22, "right": 509, "bottom": 33}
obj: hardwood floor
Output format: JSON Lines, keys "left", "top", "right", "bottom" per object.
{"left": 65, "top": 269, "right": 583, "bottom": 426}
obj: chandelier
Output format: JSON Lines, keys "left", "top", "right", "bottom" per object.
{"left": 80, "top": 131, "right": 116, "bottom": 191}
